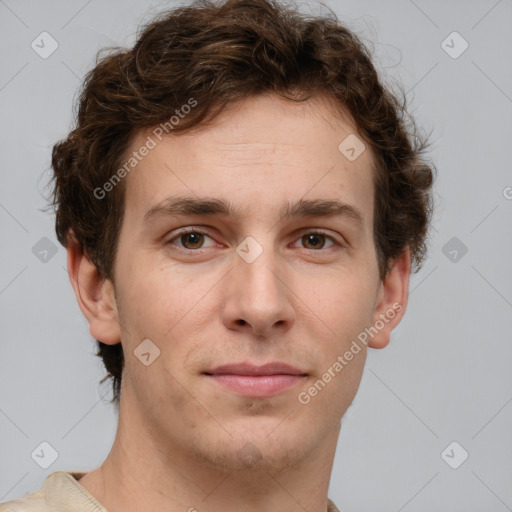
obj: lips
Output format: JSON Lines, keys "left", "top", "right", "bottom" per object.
{"left": 206, "top": 362, "right": 306, "bottom": 376}
{"left": 204, "top": 363, "right": 307, "bottom": 398}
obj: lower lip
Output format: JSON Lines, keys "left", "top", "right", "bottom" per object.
{"left": 207, "top": 374, "right": 306, "bottom": 398}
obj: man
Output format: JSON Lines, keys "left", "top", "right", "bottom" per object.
{"left": 0, "top": 0, "right": 434, "bottom": 510}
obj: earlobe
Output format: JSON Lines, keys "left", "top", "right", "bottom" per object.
{"left": 368, "top": 248, "right": 411, "bottom": 349}
{"left": 66, "top": 231, "right": 121, "bottom": 345}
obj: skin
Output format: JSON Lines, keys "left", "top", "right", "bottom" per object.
{"left": 67, "top": 93, "right": 410, "bottom": 512}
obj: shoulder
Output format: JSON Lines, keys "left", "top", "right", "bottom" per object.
{"left": 0, "top": 489, "right": 47, "bottom": 511}
{"left": 327, "top": 499, "right": 341, "bottom": 512}
{"left": 0, "top": 471, "right": 88, "bottom": 512}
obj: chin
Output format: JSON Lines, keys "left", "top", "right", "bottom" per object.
{"left": 188, "top": 417, "right": 325, "bottom": 473}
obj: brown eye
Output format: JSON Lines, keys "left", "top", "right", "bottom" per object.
{"left": 167, "top": 230, "right": 216, "bottom": 251}
{"left": 180, "top": 232, "right": 205, "bottom": 249}
{"left": 301, "top": 233, "right": 329, "bottom": 250}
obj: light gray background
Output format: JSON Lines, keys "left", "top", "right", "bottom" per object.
{"left": 1, "top": 0, "right": 511, "bottom": 510}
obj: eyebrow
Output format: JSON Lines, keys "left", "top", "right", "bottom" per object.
{"left": 142, "top": 196, "right": 364, "bottom": 227}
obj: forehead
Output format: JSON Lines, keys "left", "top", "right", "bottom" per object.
{"left": 121, "top": 93, "right": 375, "bottom": 227}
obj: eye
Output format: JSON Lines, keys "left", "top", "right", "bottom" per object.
{"left": 166, "top": 228, "right": 342, "bottom": 253}
{"left": 167, "top": 229, "right": 216, "bottom": 250}
{"left": 292, "top": 232, "right": 339, "bottom": 250}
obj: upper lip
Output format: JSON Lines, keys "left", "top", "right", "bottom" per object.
{"left": 205, "top": 363, "right": 307, "bottom": 376}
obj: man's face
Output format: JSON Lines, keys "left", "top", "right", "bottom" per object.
{"left": 110, "top": 93, "right": 387, "bottom": 471}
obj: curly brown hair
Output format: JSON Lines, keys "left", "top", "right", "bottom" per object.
{"left": 49, "top": 0, "right": 435, "bottom": 405}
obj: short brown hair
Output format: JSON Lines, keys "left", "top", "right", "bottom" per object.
{"left": 49, "top": 0, "right": 435, "bottom": 404}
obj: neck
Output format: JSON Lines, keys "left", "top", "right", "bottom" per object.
{"left": 79, "top": 390, "right": 340, "bottom": 512}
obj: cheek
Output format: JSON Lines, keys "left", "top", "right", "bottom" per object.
{"left": 296, "top": 348, "right": 367, "bottom": 427}
{"left": 116, "top": 256, "right": 202, "bottom": 337}
{"left": 305, "top": 268, "right": 377, "bottom": 334}
{"left": 297, "top": 271, "right": 375, "bottom": 398}
{"left": 115, "top": 260, "right": 220, "bottom": 394}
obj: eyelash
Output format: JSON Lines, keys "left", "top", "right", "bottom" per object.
{"left": 166, "top": 228, "right": 343, "bottom": 253}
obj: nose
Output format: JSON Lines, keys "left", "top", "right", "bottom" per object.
{"left": 221, "top": 245, "right": 296, "bottom": 338}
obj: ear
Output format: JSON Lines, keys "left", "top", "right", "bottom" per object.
{"left": 368, "top": 248, "right": 411, "bottom": 349}
{"left": 66, "top": 231, "right": 121, "bottom": 345}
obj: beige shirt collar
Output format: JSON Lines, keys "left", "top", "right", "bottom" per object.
{"left": 6, "top": 471, "right": 340, "bottom": 512}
